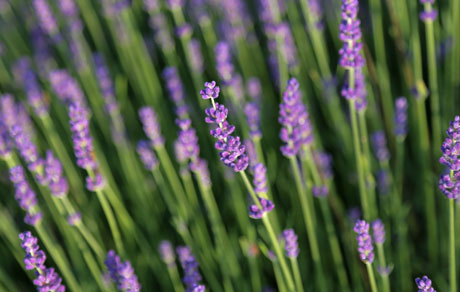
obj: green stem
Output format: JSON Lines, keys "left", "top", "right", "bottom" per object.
{"left": 349, "top": 101, "right": 370, "bottom": 220}
{"left": 450, "top": 199, "right": 456, "bottom": 292}
{"left": 366, "top": 263, "right": 379, "bottom": 292}
{"left": 167, "top": 264, "right": 185, "bottom": 292}
{"left": 290, "top": 258, "right": 305, "bottom": 292}
{"left": 376, "top": 244, "right": 390, "bottom": 292}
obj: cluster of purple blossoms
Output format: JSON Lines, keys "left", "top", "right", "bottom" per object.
{"left": 339, "top": 0, "right": 367, "bottom": 110}
{"left": 67, "top": 212, "right": 82, "bottom": 226}
{"left": 139, "top": 107, "right": 165, "bottom": 148}
{"left": 274, "top": 23, "right": 298, "bottom": 70}
{"left": 189, "top": 39, "right": 204, "bottom": 73}
{"left": 33, "top": 0, "right": 59, "bottom": 37}
{"left": 49, "top": 70, "right": 87, "bottom": 107}
{"left": 394, "top": 97, "right": 408, "bottom": 137}
{"left": 372, "top": 219, "right": 385, "bottom": 244}
{"left": 45, "top": 150, "right": 69, "bottom": 197}
{"left": 247, "top": 78, "right": 262, "bottom": 101}
{"left": 415, "top": 275, "right": 436, "bottom": 292}
{"left": 163, "top": 67, "right": 188, "bottom": 118}
{"left": 439, "top": 116, "right": 460, "bottom": 199}
{"left": 10, "top": 166, "right": 43, "bottom": 226}
{"left": 149, "top": 13, "right": 174, "bottom": 52}
{"left": 190, "top": 158, "right": 211, "bottom": 187}
{"left": 282, "top": 229, "right": 299, "bottom": 258}
{"left": 19, "top": 231, "right": 66, "bottom": 292}
{"left": 279, "top": 78, "right": 312, "bottom": 157}
{"left": 419, "top": 0, "right": 437, "bottom": 22}
{"left": 353, "top": 220, "right": 374, "bottom": 263}
{"left": 175, "top": 119, "right": 200, "bottom": 163}
{"left": 201, "top": 81, "right": 249, "bottom": 172}
{"left": 14, "top": 58, "right": 48, "bottom": 117}
{"left": 93, "top": 54, "right": 119, "bottom": 115}
{"left": 245, "top": 139, "right": 257, "bottom": 167}
{"left": 68, "top": 102, "right": 105, "bottom": 191}
{"left": 308, "top": 0, "right": 324, "bottom": 30}
{"left": 136, "top": 140, "right": 159, "bottom": 171}
{"left": 312, "top": 185, "right": 329, "bottom": 197}
{"left": 158, "top": 240, "right": 175, "bottom": 268}
{"left": 314, "top": 151, "right": 333, "bottom": 179}
{"left": 248, "top": 197, "right": 274, "bottom": 219}
{"left": 371, "top": 131, "right": 390, "bottom": 162}
{"left": 215, "top": 42, "right": 234, "bottom": 84}
{"left": 0, "top": 119, "right": 12, "bottom": 158}
{"left": 176, "top": 246, "right": 205, "bottom": 292}
{"left": 244, "top": 102, "right": 262, "bottom": 139}
{"left": 143, "top": 0, "right": 159, "bottom": 13}
{"left": 252, "top": 163, "right": 268, "bottom": 194}
{"left": 377, "top": 169, "right": 390, "bottom": 195}
{"left": 105, "top": 250, "right": 141, "bottom": 292}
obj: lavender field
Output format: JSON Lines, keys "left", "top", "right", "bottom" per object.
{"left": 0, "top": 0, "right": 458, "bottom": 291}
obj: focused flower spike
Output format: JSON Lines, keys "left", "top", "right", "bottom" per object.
{"left": 439, "top": 116, "right": 460, "bottom": 199}
{"left": 176, "top": 246, "right": 205, "bottom": 292}
{"left": 201, "top": 81, "right": 249, "bottom": 172}
{"left": 354, "top": 220, "right": 374, "bottom": 263}
{"left": 415, "top": 275, "right": 436, "bottom": 292}
{"left": 19, "top": 231, "right": 66, "bottom": 292}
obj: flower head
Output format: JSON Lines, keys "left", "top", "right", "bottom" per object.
{"left": 371, "top": 131, "right": 390, "bottom": 162}
{"left": 158, "top": 240, "right": 175, "bottom": 267}
{"left": 439, "top": 116, "right": 460, "bottom": 199}
{"left": 394, "top": 97, "right": 408, "bottom": 137}
{"left": 176, "top": 246, "right": 205, "bottom": 292}
{"left": 137, "top": 140, "right": 159, "bottom": 170}
{"left": 45, "top": 150, "right": 69, "bottom": 197}
{"left": 415, "top": 275, "right": 436, "bottom": 292}
{"left": 139, "top": 107, "right": 165, "bottom": 148}
{"left": 105, "top": 250, "right": 141, "bottom": 292}
{"left": 354, "top": 220, "right": 374, "bottom": 263}
{"left": 372, "top": 219, "right": 385, "bottom": 244}
{"left": 282, "top": 229, "right": 299, "bottom": 258}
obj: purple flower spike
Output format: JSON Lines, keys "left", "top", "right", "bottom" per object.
{"left": 282, "top": 229, "right": 299, "bottom": 258}
{"left": 176, "top": 246, "right": 205, "bottom": 292}
{"left": 252, "top": 163, "right": 268, "bottom": 194}
{"left": 354, "top": 220, "right": 374, "bottom": 263}
{"left": 45, "top": 150, "right": 69, "bottom": 197}
{"left": 312, "top": 185, "right": 328, "bottom": 197}
{"left": 419, "top": 0, "right": 437, "bottom": 22}
{"left": 244, "top": 102, "right": 262, "bottom": 139}
{"left": 202, "top": 81, "right": 248, "bottom": 172}
{"left": 19, "top": 231, "right": 66, "bottom": 292}
{"left": 49, "top": 70, "right": 86, "bottom": 106}
{"left": 0, "top": 120, "right": 12, "bottom": 158}
{"left": 394, "top": 97, "right": 408, "bottom": 137}
{"left": 189, "top": 39, "right": 204, "bottom": 73}
{"left": 415, "top": 275, "right": 436, "bottom": 292}
{"left": 248, "top": 197, "right": 274, "bottom": 219}
{"left": 439, "top": 116, "right": 460, "bottom": 199}
{"left": 372, "top": 219, "right": 385, "bottom": 244}
{"left": 279, "top": 78, "right": 312, "bottom": 157}
{"left": 67, "top": 212, "right": 82, "bottom": 226}
{"left": 137, "top": 140, "right": 159, "bottom": 170}
{"left": 93, "top": 54, "right": 119, "bottom": 115}
{"left": 105, "top": 250, "right": 141, "bottom": 292}
{"left": 10, "top": 166, "right": 43, "bottom": 226}
{"left": 69, "top": 103, "right": 97, "bottom": 170}
{"left": 163, "top": 67, "right": 185, "bottom": 105}
{"left": 371, "top": 131, "right": 390, "bottom": 162}
{"left": 190, "top": 158, "right": 211, "bottom": 187}
{"left": 33, "top": 0, "right": 58, "bottom": 37}
{"left": 158, "top": 240, "right": 175, "bottom": 267}
{"left": 339, "top": 0, "right": 367, "bottom": 110}
{"left": 139, "top": 107, "right": 165, "bottom": 148}
{"left": 14, "top": 58, "right": 48, "bottom": 117}
{"left": 86, "top": 173, "right": 105, "bottom": 192}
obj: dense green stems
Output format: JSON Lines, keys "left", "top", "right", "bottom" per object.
{"left": 449, "top": 199, "right": 456, "bottom": 292}
{"left": 35, "top": 224, "right": 82, "bottom": 292}
{"left": 290, "top": 257, "right": 305, "bottom": 292}
{"left": 423, "top": 6, "right": 441, "bottom": 158}
{"left": 288, "top": 157, "right": 326, "bottom": 291}
{"left": 376, "top": 244, "right": 390, "bottom": 292}
{"left": 240, "top": 171, "right": 295, "bottom": 291}
{"left": 95, "top": 189, "right": 124, "bottom": 256}
{"left": 273, "top": 261, "right": 288, "bottom": 292}
{"left": 366, "top": 263, "right": 379, "bottom": 292}
{"left": 349, "top": 100, "right": 370, "bottom": 220}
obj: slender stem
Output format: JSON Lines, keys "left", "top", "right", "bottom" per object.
{"left": 290, "top": 258, "right": 305, "bottom": 292}
{"left": 167, "top": 264, "right": 185, "bottom": 292}
{"left": 366, "top": 263, "right": 379, "bottom": 292}
{"left": 349, "top": 101, "right": 370, "bottom": 220}
{"left": 96, "top": 189, "right": 125, "bottom": 256}
{"left": 423, "top": 3, "right": 441, "bottom": 158}
{"left": 239, "top": 172, "right": 295, "bottom": 291}
{"left": 288, "top": 157, "right": 326, "bottom": 290}
{"left": 376, "top": 244, "right": 390, "bottom": 292}
{"left": 450, "top": 199, "right": 456, "bottom": 292}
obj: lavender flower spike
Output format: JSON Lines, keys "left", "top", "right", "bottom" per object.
{"left": 394, "top": 97, "right": 408, "bottom": 137}
{"left": 201, "top": 81, "right": 248, "bottom": 172}
{"left": 10, "top": 166, "right": 43, "bottom": 226}
{"left": 33, "top": 0, "right": 59, "bottom": 37}
{"left": 139, "top": 107, "right": 165, "bottom": 148}
{"left": 45, "top": 150, "right": 69, "bottom": 197}
{"left": 419, "top": 0, "right": 437, "bottom": 22}
{"left": 158, "top": 240, "right": 175, "bottom": 267}
{"left": 279, "top": 78, "right": 312, "bottom": 157}
{"left": 439, "top": 116, "right": 460, "bottom": 199}
{"left": 252, "top": 163, "right": 268, "bottom": 194}
{"left": 137, "top": 140, "right": 159, "bottom": 171}
{"left": 415, "top": 275, "right": 436, "bottom": 292}
{"left": 282, "top": 229, "right": 299, "bottom": 258}
{"left": 371, "top": 131, "right": 390, "bottom": 162}
{"left": 372, "top": 219, "right": 385, "bottom": 244}
{"left": 176, "top": 246, "right": 205, "bottom": 292}
{"left": 105, "top": 250, "right": 141, "bottom": 292}
{"left": 19, "top": 231, "right": 66, "bottom": 292}
{"left": 354, "top": 220, "right": 374, "bottom": 263}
